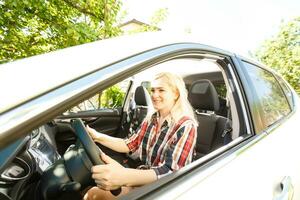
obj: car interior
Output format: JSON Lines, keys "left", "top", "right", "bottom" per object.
{"left": 0, "top": 56, "right": 246, "bottom": 200}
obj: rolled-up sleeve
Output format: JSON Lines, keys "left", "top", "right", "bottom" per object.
{"left": 124, "top": 121, "right": 148, "bottom": 153}
{"left": 151, "top": 121, "right": 197, "bottom": 178}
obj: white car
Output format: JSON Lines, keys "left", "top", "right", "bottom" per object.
{"left": 0, "top": 33, "right": 299, "bottom": 200}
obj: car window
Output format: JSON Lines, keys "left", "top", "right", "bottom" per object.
{"left": 67, "top": 79, "right": 130, "bottom": 113}
{"left": 276, "top": 75, "right": 294, "bottom": 109}
{"left": 214, "top": 83, "right": 227, "bottom": 99}
{"left": 241, "top": 62, "right": 291, "bottom": 129}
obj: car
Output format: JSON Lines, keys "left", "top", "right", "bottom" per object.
{"left": 0, "top": 32, "right": 299, "bottom": 200}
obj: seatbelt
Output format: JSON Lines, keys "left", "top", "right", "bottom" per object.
{"left": 129, "top": 106, "right": 140, "bottom": 136}
{"left": 222, "top": 105, "right": 232, "bottom": 145}
{"left": 120, "top": 98, "right": 135, "bottom": 138}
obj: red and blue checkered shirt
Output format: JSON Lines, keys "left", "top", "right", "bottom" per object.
{"left": 125, "top": 113, "right": 197, "bottom": 178}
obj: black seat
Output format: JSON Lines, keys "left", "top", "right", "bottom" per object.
{"left": 188, "top": 79, "right": 228, "bottom": 159}
{"left": 129, "top": 86, "right": 152, "bottom": 135}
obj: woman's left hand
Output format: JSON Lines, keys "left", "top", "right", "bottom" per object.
{"left": 91, "top": 153, "right": 127, "bottom": 190}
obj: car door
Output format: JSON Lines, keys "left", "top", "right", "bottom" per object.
{"left": 230, "top": 59, "right": 299, "bottom": 200}
{"left": 175, "top": 58, "right": 300, "bottom": 200}
{"left": 120, "top": 55, "right": 300, "bottom": 200}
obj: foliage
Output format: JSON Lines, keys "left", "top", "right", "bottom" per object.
{"left": 148, "top": 8, "right": 168, "bottom": 30}
{"left": 100, "top": 85, "right": 125, "bottom": 108}
{"left": 214, "top": 84, "right": 227, "bottom": 99}
{"left": 125, "top": 8, "right": 168, "bottom": 34}
{"left": 0, "top": 0, "right": 122, "bottom": 63}
{"left": 255, "top": 17, "right": 300, "bottom": 95}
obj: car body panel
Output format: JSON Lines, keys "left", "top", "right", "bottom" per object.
{"left": 0, "top": 33, "right": 231, "bottom": 114}
{"left": 179, "top": 108, "right": 300, "bottom": 200}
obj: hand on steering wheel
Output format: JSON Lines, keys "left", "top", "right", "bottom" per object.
{"left": 71, "top": 119, "right": 121, "bottom": 196}
{"left": 92, "top": 153, "right": 125, "bottom": 191}
{"left": 86, "top": 125, "right": 98, "bottom": 140}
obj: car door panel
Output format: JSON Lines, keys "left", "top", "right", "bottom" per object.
{"left": 67, "top": 108, "right": 122, "bottom": 135}
{"left": 180, "top": 112, "right": 300, "bottom": 200}
{"left": 87, "top": 114, "right": 121, "bottom": 135}
{"left": 56, "top": 108, "right": 121, "bottom": 134}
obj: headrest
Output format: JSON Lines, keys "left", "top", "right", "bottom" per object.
{"left": 188, "top": 79, "right": 220, "bottom": 111}
{"left": 134, "top": 86, "right": 152, "bottom": 106}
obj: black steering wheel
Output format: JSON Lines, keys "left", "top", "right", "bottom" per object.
{"left": 71, "top": 119, "right": 121, "bottom": 196}
{"left": 71, "top": 119, "right": 103, "bottom": 165}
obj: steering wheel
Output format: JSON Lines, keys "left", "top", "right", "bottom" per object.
{"left": 71, "top": 119, "right": 103, "bottom": 165}
{"left": 71, "top": 118, "right": 121, "bottom": 196}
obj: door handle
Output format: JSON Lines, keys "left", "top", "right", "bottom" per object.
{"left": 273, "top": 176, "right": 294, "bottom": 200}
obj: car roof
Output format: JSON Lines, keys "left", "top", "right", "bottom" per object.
{"left": 0, "top": 32, "right": 233, "bottom": 113}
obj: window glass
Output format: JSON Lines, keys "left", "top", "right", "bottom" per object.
{"left": 68, "top": 79, "right": 129, "bottom": 113}
{"left": 242, "top": 62, "right": 291, "bottom": 128}
{"left": 276, "top": 75, "right": 294, "bottom": 109}
{"left": 214, "top": 83, "right": 227, "bottom": 99}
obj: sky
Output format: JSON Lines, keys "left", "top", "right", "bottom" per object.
{"left": 121, "top": 0, "right": 300, "bottom": 56}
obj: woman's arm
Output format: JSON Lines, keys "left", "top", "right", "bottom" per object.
{"left": 122, "top": 168, "right": 157, "bottom": 187}
{"left": 86, "top": 125, "right": 130, "bottom": 153}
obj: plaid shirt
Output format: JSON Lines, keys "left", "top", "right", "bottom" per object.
{"left": 125, "top": 113, "right": 197, "bottom": 178}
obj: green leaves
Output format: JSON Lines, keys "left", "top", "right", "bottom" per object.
{"left": 255, "top": 17, "right": 300, "bottom": 95}
{"left": 122, "top": 8, "right": 168, "bottom": 35}
{"left": 101, "top": 85, "right": 125, "bottom": 108}
{"left": 0, "top": 0, "right": 122, "bottom": 64}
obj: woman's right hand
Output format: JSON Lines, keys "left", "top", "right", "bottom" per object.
{"left": 86, "top": 125, "right": 129, "bottom": 154}
{"left": 86, "top": 125, "right": 103, "bottom": 143}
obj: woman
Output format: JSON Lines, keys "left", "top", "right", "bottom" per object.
{"left": 84, "top": 72, "right": 197, "bottom": 200}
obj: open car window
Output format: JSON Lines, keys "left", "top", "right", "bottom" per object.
{"left": 124, "top": 56, "right": 243, "bottom": 148}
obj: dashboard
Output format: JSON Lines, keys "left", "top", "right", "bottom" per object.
{"left": 0, "top": 119, "right": 98, "bottom": 200}
{"left": 0, "top": 123, "right": 61, "bottom": 199}
{"left": 28, "top": 125, "right": 61, "bottom": 173}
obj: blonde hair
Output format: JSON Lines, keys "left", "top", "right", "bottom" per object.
{"left": 149, "top": 72, "right": 198, "bottom": 126}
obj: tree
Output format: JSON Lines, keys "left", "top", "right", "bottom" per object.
{"left": 125, "top": 8, "right": 168, "bottom": 34}
{"left": 255, "top": 17, "right": 300, "bottom": 95}
{"left": 100, "top": 85, "right": 125, "bottom": 108}
{"left": 147, "top": 8, "right": 168, "bottom": 31}
{"left": 0, "top": 0, "right": 122, "bottom": 64}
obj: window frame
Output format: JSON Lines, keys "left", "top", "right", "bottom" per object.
{"left": 236, "top": 59, "right": 292, "bottom": 134}
{"left": 275, "top": 74, "right": 295, "bottom": 110}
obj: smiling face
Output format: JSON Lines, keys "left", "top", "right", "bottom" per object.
{"left": 151, "top": 77, "right": 178, "bottom": 117}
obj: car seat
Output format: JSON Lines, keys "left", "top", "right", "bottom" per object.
{"left": 188, "top": 79, "right": 229, "bottom": 159}
{"left": 129, "top": 85, "right": 152, "bottom": 135}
